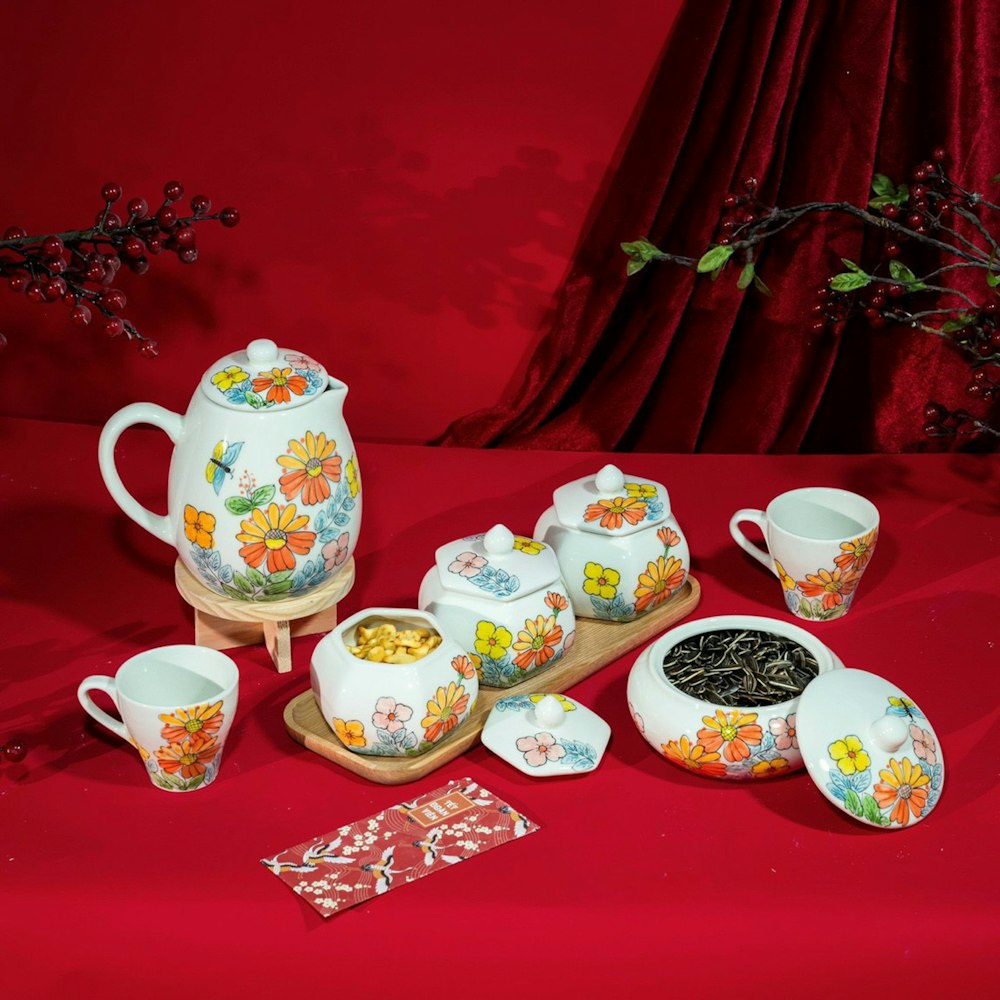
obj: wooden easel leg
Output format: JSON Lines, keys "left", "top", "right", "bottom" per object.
{"left": 263, "top": 619, "right": 293, "bottom": 673}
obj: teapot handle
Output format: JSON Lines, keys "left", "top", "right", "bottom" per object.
{"left": 98, "top": 403, "right": 183, "bottom": 545}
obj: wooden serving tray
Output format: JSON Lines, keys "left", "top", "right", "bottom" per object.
{"left": 283, "top": 575, "right": 701, "bottom": 784}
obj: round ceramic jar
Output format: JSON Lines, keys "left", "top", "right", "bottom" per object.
{"left": 310, "top": 608, "right": 478, "bottom": 756}
{"left": 417, "top": 524, "right": 576, "bottom": 688}
{"left": 533, "top": 464, "right": 690, "bottom": 622}
{"left": 627, "top": 615, "right": 844, "bottom": 780}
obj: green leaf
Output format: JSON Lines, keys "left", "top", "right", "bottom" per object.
{"left": 247, "top": 567, "right": 267, "bottom": 587}
{"left": 621, "top": 238, "right": 667, "bottom": 276}
{"left": 268, "top": 570, "right": 293, "bottom": 584}
{"left": 888, "top": 260, "right": 916, "bottom": 283}
{"left": 992, "top": 172, "right": 1000, "bottom": 184}
{"left": 251, "top": 484, "right": 276, "bottom": 506}
{"left": 225, "top": 496, "right": 254, "bottom": 515}
{"left": 626, "top": 258, "right": 647, "bottom": 276}
{"left": 870, "top": 173, "right": 896, "bottom": 198}
{"left": 232, "top": 572, "right": 254, "bottom": 594}
{"left": 829, "top": 271, "right": 870, "bottom": 292}
{"left": 987, "top": 270, "right": 1000, "bottom": 288}
{"left": 841, "top": 258, "right": 866, "bottom": 274}
{"left": 221, "top": 584, "right": 248, "bottom": 601}
{"left": 736, "top": 261, "right": 755, "bottom": 290}
{"left": 753, "top": 273, "right": 772, "bottom": 297}
{"left": 844, "top": 789, "right": 864, "bottom": 817}
{"left": 941, "top": 313, "right": 975, "bottom": 333}
{"left": 263, "top": 580, "right": 294, "bottom": 596}
{"left": 696, "top": 245, "right": 734, "bottom": 273}
{"left": 861, "top": 794, "right": 883, "bottom": 824}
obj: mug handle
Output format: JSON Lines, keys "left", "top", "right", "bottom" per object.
{"left": 98, "top": 402, "right": 183, "bottom": 545}
{"left": 77, "top": 676, "right": 129, "bottom": 742}
{"left": 729, "top": 508, "right": 774, "bottom": 572}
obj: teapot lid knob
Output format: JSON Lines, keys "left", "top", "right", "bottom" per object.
{"left": 246, "top": 339, "right": 279, "bottom": 365}
{"left": 483, "top": 523, "right": 515, "bottom": 555}
{"left": 595, "top": 464, "right": 625, "bottom": 493}
{"left": 869, "top": 714, "right": 910, "bottom": 753}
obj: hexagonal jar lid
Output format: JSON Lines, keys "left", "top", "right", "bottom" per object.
{"left": 200, "top": 338, "right": 329, "bottom": 411}
{"left": 481, "top": 693, "right": 611, "bottom": 776}
{"left": 551, "top": 464, "right": 671, "bottom": 537}
{"left": 431, "top": 524, "right": 562, "bottom": 604}
{"left": 797, "top": 668, "right": 944, "bottom": 830}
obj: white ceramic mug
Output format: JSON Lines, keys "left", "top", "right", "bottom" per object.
{"left": 78, "top": 645, "right": 239, "bottom": 791}
{"left": 729, "top": 487, "right": 879, "bottom": 622}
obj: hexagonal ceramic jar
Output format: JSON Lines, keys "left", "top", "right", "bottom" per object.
{"left": 310, "top": 607, "right": 478, "bottom": 756}
{"left": 533, "top": 464, "right": 690, "bottom": 622}
{"left": 417, "top": 524, "right": 576, "bottom": 688}
{"left": 627, "top": 615, "right": 844, "bottom": 780}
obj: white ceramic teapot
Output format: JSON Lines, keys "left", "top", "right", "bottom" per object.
{"left": 99, "top": 338, "right": 362, "bottom": 602}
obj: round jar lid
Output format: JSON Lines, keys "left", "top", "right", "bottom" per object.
{"left": 797, "top": 668, "right": 944, "bottom": 830}
{"left": 551, "top": 464, "right": 670, "bottom": 537}
{"left": 200, "top": 338, "right": 328, "bottom": 411}
{"left": 481, "top": 693, "right": 611, "bottom": 776}
{"left": 431, "top": 524, "right": 563, "bottom": 604}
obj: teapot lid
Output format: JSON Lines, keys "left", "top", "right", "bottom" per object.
{"left": 201, "top": 339, "right": 328, "bottom": 411}
{"left": 432, "top": 524, "right": 562, "bottom": 603}
{"left": 551, "top": 464, "right": 670, "bottom": 537}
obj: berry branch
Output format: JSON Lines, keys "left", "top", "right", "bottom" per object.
{"left": 0, "top": 180, "right": 240, "bottom": 356}
{"left": 621, "top": 149, "right": 1000, "bottom": 443}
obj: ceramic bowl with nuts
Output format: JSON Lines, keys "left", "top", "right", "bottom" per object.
{"left": 534, "top": 464, "right": 690, "bottom": 622}
{"left": 418, "top": 524, "right": 576, "bottom": 689}
{"left": 310, "top": 607, "right": 478, "bottom": 756}
{"left": 626, "top": 615, "right": 845, "bottom": 781}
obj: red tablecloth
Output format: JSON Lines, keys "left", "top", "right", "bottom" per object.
{"left": 3, "top": 417, "right": 998, "bottom": 996}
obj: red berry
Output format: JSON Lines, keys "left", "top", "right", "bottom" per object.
{"left": 870, "top": 292, "right": 886, "bottom": 308}
{"left": 41, "top": 235, "right": 64, "bottom": 258}
{"left": 924, "top": 402, "right": 947, "bottom": 422}
{"left": 177, "top": 246, "right": 199, "bottom": 264}
{"left": 2, "top": 739, "right": 26, "bottom": 762}
{"left": 102, "top": 212, "right": 123, "bottom": 231}
{"left": 104, "top": 316, "right": 124, "bottom": 337}
{"left": 8, "top": 273, "right": 29, "bottom": 292}
{"left": 145, "top": 236, "right": 164, "bottom": 255}
{"left": 913, "top": 167, "right": 929, "bottom": 182}
{"left": 26, "top": 281, "right": 45, "bottom": 302}
{"left": 907, "top": 213, "right": 923, "bottom": 228}
{"left": 44, "top": 277, "right": 67, "bottom": 301}
{"left": 743, "top": 175, "right": 759, "bottom": 192}
{"left": 190, "top": 194, "right": 211, "bottom": 215}
{"left": 127, "top": 197, "right": 148, "bottom": 219}
{"left": 71, "top": 303, "right": 92, "bottom": 325}
{"left": 881, "top": 204, "right": 899, "bottom": 219}
{"left": 163, "top": 180, "right": 184, "bottom": 202}
{"left": 173, "top": 225, "right": 196, "bottom": 247}
{"left": 101, "top": 182, "right": 123, "bottom": 203}
{"left": 885, "top": 243, "right": 901, "bottom": 258}
{"left": 126, "top": 256, "right": 150, "bottom": 275}
{"left": 156, "top": 206, "right": 178, "bottom": 229}
{"left": 100, "top": 288, "right": 127, "bottom": 311}
{"left": 3, "top": 225, "right": 27, "bottom": 240}
{"left": 912, "top": 184, "right": 927, "bottom": 199}
{"left": 810, "top": 319, "right": 826, "bottom": 332}
{"left": 122, "top": 236, "right": 145, "bottom": 258}
{"left": 219, "top": 206, "right": 240, "bottom": 228}
{"left": 888, "top": 284, "right": 906, "bottom": 298}
{"left": 931, "top": 147, "right": 947, "bottom": 163}
{"left": 48, "top": 256, "right": 67, "bottom": 273}
{"left": 923, "top": 422, "right": 943, "bottom": 437}
{"left": 138, "top": 339, "right": 159, "bottom": 358}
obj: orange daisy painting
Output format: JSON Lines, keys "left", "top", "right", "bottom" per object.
{"left": 277, "top": 431, "right": 343, "bottom": 505}
{"left": 237, "top": 502, "right": 316, "bottom": 573}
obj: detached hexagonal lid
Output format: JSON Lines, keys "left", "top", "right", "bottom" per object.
{"left": 481, "top": 693, "right": 611, "bottom": 776}
{"left": 431, "top": 524, "right": 562, "bottom": 604}
{"left": 551, "top": 464, "right": 670, "bottom": 537}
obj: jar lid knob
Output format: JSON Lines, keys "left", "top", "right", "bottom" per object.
{"left": 246, "top": 339, "right": 279, "bottom": 365}
{"left": 483, "top": 523, "right": 515, "bottom": 555}
{"left": 533, "top": 695, "right": 566, "bottom": 729}
{"left": 869, "top": 713, "right": 910, "bottom": 753}
{"left": 595, "top": 464, "right": 625, "bottom": 493}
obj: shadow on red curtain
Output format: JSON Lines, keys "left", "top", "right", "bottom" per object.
{"left": 437, "top": 0, "right": 1000, "bottom": 453}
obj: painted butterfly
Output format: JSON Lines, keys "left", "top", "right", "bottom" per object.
{"left": 205, "top": 440, "right": 244, "bottom": 495}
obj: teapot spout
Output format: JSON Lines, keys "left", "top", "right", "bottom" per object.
{"left": 327, "top": 376, "right": 348, "bottom": 397}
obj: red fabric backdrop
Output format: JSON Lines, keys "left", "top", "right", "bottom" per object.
{"left": 438, "top": 0, "right": 1000, "bottom": 453}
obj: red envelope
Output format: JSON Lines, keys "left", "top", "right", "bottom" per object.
{"left": 260, "top": 777, "right": 540, "bottom": 917}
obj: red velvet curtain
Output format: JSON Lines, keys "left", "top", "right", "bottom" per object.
{"left": 437, "top": 0, "right": 1000, "bottom": 452}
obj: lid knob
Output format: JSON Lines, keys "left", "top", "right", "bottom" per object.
{"left": 246, "top": 339, "right": 279, "bottom": 365}
{"left": 595, "top": 464, "right": 625, "bottom": 493}
{"left": 869, "top": 714, "right": 910, "bottom": 753}
{"left": 533, "top": 695, "right": 566, "bottom": 729}
{"left": 483, "top": 524, "right": 515, "bottom": 555}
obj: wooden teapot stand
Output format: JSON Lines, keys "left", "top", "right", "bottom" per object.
{"left": 174, "top": 558, "right": 355, "bottom": 673}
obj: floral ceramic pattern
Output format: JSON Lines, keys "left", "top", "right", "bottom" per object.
{"left": 137, "top": 700, "right": 228, "bottom": 792}
{"left": 779, "top": 528, "right": 879, "bottom": 621}
{"left": 472, "top": 594, "right": 573, "bottom": 687}
{"left": 493, "top": 696, "right": 598, "bottom": 772}
{"left": 659, "top": 709, "right": 799, "bottom": 780}
{"left": 210, "top": 355, "right": 325, "bottom": 408}
{"left": 824, "top": 694, "right": 942, "bottom": 827}
{"left": 446, "top": 550, "right": 520, "bottom": 597}
{"left": 584, "top": 525, "right": 686, "bottom": 621}
{"left": 580, "top": 482, "right": 665, "bottom": 532}
{"left": 186, "top": 432, "right": 359, "bottom": 601}
{"left": 331, "top": 678, "right": 473, "bottom": 757}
